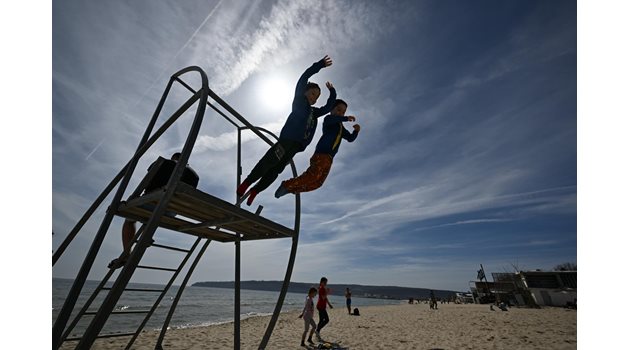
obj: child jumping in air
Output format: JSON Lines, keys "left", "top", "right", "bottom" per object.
{"left": 274, "top": 99, "right": 360, "bottom": 198}
{"left": 237, "top": 55, "right": 336, "bottom": 205}
{"left": 298, "top": 287, "right": 318, "bottom": 347}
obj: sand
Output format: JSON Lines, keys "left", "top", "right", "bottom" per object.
{"left": 62, "top": 303, "right": 577, "bottom": 349}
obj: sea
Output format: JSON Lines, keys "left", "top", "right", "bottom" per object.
{"left": 52, "top": 278, "right": 402, "bottom": 338}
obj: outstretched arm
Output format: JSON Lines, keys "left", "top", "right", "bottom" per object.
{"left": 294, "top": 55, "right": 332, "bottom": 103}
{"left": 342, "top": 124, "right": 360, "bottom": 142}
{"left": 314, "top": 81, "right": 336, "bottom": 117}
{"left": 323, "top": 115, "right": 351, "bottom": 126}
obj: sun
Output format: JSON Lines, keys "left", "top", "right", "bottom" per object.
{"left": 259, "top": 76, "right": 293, "bottom": 114}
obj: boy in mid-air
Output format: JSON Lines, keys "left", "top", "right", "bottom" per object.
{"left": 274, "top": 99, "right": 360, "bottom": 198}
{"left": 237, "top": 55, "right": 336, "bottom": 205}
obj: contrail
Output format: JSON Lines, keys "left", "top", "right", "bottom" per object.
{"left": 130, "top": 0, "right": 225, "bottom": 110}
{"left": 91, "top": 1, "right": 225, "bottom": 162}
{"left": 85, "top": 138, "right": 105, "bottom": 161}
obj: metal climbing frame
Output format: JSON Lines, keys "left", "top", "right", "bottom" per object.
{"left": 52, "top": 66, "right": 301, "bottom": 350}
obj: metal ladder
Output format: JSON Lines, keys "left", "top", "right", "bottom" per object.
{"left": 58, "top": 223, "right": 211, "bottom": 349}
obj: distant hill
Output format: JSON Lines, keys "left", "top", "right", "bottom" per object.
{"left": 192, "top": 280, "right": 460, "bottom": 300}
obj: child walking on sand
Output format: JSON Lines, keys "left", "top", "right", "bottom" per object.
{"left": 237, "top": 55, "right": 336, "bottom": 205}
{"left": 298, "top": 287, "right": 318, "bottom": 347}
{"left": 275, "top": 99, "right": 360, "bottom": 198}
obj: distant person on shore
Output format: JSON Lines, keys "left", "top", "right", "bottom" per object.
{"left": 298, "top": 287, "right": 318, "bottom": 347}
{"left": 345, "top": 288, "right": 352, "bottom": 315}
{"left": 108, "top": 152, "right": 199, "bottom": 269}
{"left": 316, "top": 277, "right": 333, "bottom": 341}
{"left": 236, "top": 55, "right": 336, "bottom": 205}
{"left": 274, "top": 99, "right": 360, "bottom": 198}
{"left": 430, "top": 290, "right": 438, "bottom": 310}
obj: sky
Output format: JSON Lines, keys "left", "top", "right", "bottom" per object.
{"left": 51, "top": 0, "right": 578, "bottom": 292}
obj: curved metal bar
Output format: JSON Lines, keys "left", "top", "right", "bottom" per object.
{"left": 153, "top": 239, "right": 212, "bottom": 350}
{"left": 53, "top": 67, "right": 208, "bottom": 266}
{"left": 249, "top": 127, "right": 301, "bottom": 350}
{"left": 75, "top": 67, "right": 210, "bottom": 349}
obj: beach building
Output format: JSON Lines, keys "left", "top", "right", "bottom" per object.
{"left": 468, "top": 270, "right": 577, "bottom": 307}
{"left": 520, "top": 270, "right": 577, "bottom": 307}
{"left": 455, "top": 292, "right": 474, "bottom": 304}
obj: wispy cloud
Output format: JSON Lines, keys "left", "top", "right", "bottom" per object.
{"left": 53, "top": 1, "right": 576, "bottom": 291}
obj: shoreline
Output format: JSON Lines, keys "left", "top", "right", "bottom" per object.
{"left": 60, "top": 303, "right": 577, "bottom": 349}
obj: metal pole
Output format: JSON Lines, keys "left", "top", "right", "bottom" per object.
{"left": 235, "top": 234, "right": 241, "bottom": 350}
{"left": 257, "top": 127, "right": 301, "bottom": 350}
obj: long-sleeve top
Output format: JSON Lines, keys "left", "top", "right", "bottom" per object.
{"left": 302, "top": 296, "right": 315, "bottom": 319}
{"left": 317, "top": 285, "right": 329, "bottom": 310}
{"left": 279, "top": 59, "right": 336, "bottom": 150}
{"left": 314, "top": 115, "right": 359, "bottom": 158}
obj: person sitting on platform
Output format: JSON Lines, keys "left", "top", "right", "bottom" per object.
{"left": 274, "top": 99, "right": 360, "bottom": 198}
{"left": 108, "top": 152, "right": 199, "bottom": 269}
{"left": 236, "top": 55, "right": 336, "bottom": 206}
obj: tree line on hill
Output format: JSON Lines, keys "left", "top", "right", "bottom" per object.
{"left": 192, "top": 280, "right": 460, "bottom": 300}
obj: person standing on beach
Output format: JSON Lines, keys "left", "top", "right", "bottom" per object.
{"left": 236, "top": 55, "right": 336, "bottom": 205}
{"left": 298, "top": 287, "right": 318, "bottom": 347}
{"left": 345, "top": 288, "right": 352, "bottom": 315}
{"left": 316, "top": 277, "right": 333, "bottom": 341}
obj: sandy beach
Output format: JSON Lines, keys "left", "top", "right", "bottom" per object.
{"left": 62, "top": 303, "right": 577, "bottom": 349}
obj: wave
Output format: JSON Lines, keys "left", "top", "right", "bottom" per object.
{"left": 168, "top": 311, "right": 274, "bottom": 330}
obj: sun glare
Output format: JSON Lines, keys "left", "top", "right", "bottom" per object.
{"left": 259, "top": 77, "right": 293, "bottom": 114}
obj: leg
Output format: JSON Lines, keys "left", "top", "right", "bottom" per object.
{"left": 108, "top": 220, "right": 135, "bottom": 269}
{"left": 238, "top": 143, "right": 282, "bottom": 197}
{"left": 316, "top": 308, "right": 329, "bottom": 333}
{"left": 122, "top": 220, "right": 136, "bottom": 255}
{"left": 301, "top": 319, "right": 309, "bottom": 345}
{"left": 251, "top": 140, "right": 301, "bottom": 194}
{"left": 282, "top": 154, "right": 332, "bottom": 194}
{"left": 308, "top": 318, "right": 316, "bottom": 342}
{"left": 244, "top": 142, "right": 283, "bottom": 184}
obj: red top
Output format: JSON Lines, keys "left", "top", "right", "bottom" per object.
{"left": 317, "top": 285, "right": 328, "bottom": 310}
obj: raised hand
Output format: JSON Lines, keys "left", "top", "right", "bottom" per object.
{"left": 353, "top": 124, "right": 361, "bottom": 132}
{"left": 326, "top": 81, "right": 334, "bottom": 90}
{"left": 322, "top": 55, "right": 332, "bottom": 67}
{"left": 347, "top": 116, "right": 356, "bottom": 122}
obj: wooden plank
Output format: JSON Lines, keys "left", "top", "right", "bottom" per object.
{"left": 119, "top": 208, "right": 234, "bottom": 242}
{"left": 115, "top": 183, "right": 295, "bottom": 242}
{"left": 175, "top": 184, "right": 294, "bottom": 237}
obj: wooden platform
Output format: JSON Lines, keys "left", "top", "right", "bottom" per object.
{"left": 115, "top": 183, "right": 295, "bottom": 242}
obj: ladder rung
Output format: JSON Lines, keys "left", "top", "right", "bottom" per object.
{"left": 137, "top": 264, "right": 178, "bottom": 272}
{"left": 84, "top": 309, "right": 151, "bottom": 315}
{"left": 103, "top": 287, "right": 164, "bottom": 293}
{"left": 150, "top": 242, "right": 190, "bottom": 253}
{"left": 65, "top": 332, "right": 137, "bottom": 341}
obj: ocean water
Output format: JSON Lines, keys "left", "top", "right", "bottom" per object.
{"left": 52, "top": 278, "right": 402, "bottom": 338}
